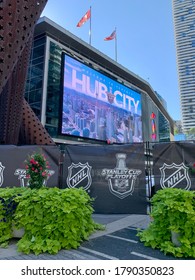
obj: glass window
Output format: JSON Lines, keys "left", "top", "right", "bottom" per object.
{"left": 45, "top": 41, "right": 63, "bottom": 137}
{"left": 188, "top": 8, "right": 193, "bottom": 14}
{"left": 24, "top": 36, "right": 46, "bottom": 121}
{"left": 181, "top": 32, "right": 186, "bottom": 37}
{"left": 159, "top": 112, "right": 170, "bottom": 142}
{"left": 189, "top": 24, "right": 195, "bottom": 30}
{"left": 32, "top": 45, "right": 45, "bottom": 59}
{"left": 33, "top": 36, "right": 46, "bottom": 47}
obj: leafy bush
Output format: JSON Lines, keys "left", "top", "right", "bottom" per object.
{"left": 0, "top": 187, "right": 101, "bottom": 255}
{"left": 137, "top": 188, "right": 195, "bottom": 258}
{"left": 0, "top": 187, "right": 27, "bottom": 247}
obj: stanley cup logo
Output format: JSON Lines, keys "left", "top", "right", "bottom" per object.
{"left": 101, "top": 153, "right": 142, "bottom": 199}
{"left": 114, "top": 154, "right": 129, "bottom": 192}
{"left": 116, "top": 153, "right": 127, "bottom": 168}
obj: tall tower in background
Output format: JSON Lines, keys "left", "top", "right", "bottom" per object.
{"left": 172, "top": 0, "right": 195, "bottom": 133}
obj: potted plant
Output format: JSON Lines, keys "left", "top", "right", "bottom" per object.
{"left": 137, "top": 188, "right": 195, "bottom": 258}
{"left": 25, "top": 152, "right": 50, "bottom": 189}
{"left": 0, "top": 186, "right": 102, "bottom": 254}
{"left": 0, "top": 187, "right": 27, "bottom": 246}
{"left": 0, "top": 152, "right": 103, "bottom": 254}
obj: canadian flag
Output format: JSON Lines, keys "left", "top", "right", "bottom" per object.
{"left": 77, "top": 9, "right": 91, "bottom": 27}
{"left": 104, "top": 30, "right": 116, "bottom": 41}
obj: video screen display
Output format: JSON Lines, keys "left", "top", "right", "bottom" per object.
{"left": 60, "top": 54, "right": 142, "bottom": 143}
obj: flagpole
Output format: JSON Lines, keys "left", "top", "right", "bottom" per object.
{"left": 89, "top": 6, "right": 92, "bottom": 45}
{"left": 115, "top": 27, "right": 117, "bottom": 62}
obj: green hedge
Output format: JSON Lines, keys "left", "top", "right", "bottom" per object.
{"left": 0, "top": 187, "right": 101, "bottom": 255}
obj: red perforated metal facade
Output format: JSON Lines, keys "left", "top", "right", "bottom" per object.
{"left": 0, "top": 0, "right": 54, "bottom": 145}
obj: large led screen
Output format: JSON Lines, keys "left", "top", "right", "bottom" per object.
{"left": 60, "top": 54, "right": 142, "bottom": 143}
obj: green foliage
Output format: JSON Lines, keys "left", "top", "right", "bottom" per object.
{"left": 137, "top": 188, "right": 195, "bottom": 258}
{"left": 25, "top": 152, "right": 50, "bottom": 189}
{"left": 0, "top": 187, "right": 27, "bottom": 246}
{"left": 0, "top": 187, "right": 100, "bottom": 255}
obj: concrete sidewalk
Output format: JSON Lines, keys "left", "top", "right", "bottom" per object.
{"left": 0, "top": 214, "right": 151, "bottom": 260}
{"left": 90, "top": 214, "right": 150, "bottom": 239}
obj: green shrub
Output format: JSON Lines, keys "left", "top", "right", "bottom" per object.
{"left": 0, "top": 187, "right": 27, "bottom": 247}
{"left": 0, "top": 187, "right": 101, "bottom": 255}
{"left": 137, "top": 188, "right": 195, "bottom": 258}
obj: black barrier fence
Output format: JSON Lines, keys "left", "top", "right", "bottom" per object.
{"left": 1, "top": 142, "right": 195, "bottom": 214}
{"left": 61, "top": 143, "right": 147, "bottom": 214}
{"left": 153, "top": 141, "right": 195, "bottom": 192}
{"left": 0, "top": 145, "right": 60, "bottom": 188}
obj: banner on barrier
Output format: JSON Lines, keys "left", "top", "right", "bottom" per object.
{"left": 0, "top": 145, "right": 60, "bottom": 188}
{"left": 63, "top": 144, "right": 147, "bottom": 214}
{"left": 153, "top": 142, "right": 195, "bottom": 191}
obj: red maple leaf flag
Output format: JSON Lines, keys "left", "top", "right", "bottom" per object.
{"left": 77, "top": 9, "right": 91, "bottom": 27}
{"left": 104, "top": 30, "right": 116, "bottom": 41}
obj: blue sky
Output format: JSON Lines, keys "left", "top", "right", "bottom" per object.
{"left": 41, "top": 0, "right": 180, "bottom": 120}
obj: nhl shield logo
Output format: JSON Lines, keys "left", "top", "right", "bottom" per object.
{"left": 0, "top": 162, "right": 5, "bottom": 187}
{"left": 102, "top": 153, "right": 142, "bottom": 199}
{"left": 160, "top": 162, "right": 191, "bottom": 190}
{"left": 67, "top": 162, "right": 92, "bottom": 191}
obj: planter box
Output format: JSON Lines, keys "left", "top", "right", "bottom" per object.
{"left": 12, "top": 227, "right": 24, "bottom": 238}
{"left": 171, "top": 231, "right": 181, "bottom": 247}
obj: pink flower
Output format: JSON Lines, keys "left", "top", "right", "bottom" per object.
{"left": 30, "top": 158, "right": 36, "bottom": 165}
